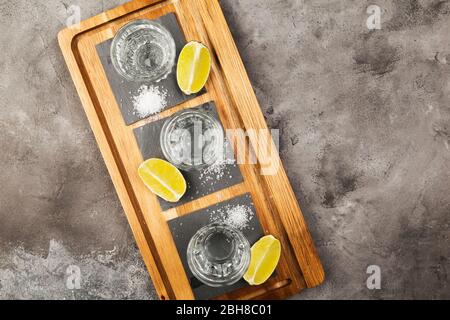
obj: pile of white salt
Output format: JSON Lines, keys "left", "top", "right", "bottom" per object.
{"left": 209, "top": 204, "right": 254, "bottom": 230}
{"left": 132, "top": 85, "right": 168, "bottom": 118}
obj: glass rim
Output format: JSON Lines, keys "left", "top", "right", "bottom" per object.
{"left": 187, "top": 223, "right": 251, "bottom": 287}
{"left": 160, "top": 109, "right": 224, "bottom": 171}
{"left": 110, "top": 19, "right": 176, "bottom": 82}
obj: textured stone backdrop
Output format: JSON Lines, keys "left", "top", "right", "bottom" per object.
{"left": 0, "top": 0, "right": 448, "bottom": 299}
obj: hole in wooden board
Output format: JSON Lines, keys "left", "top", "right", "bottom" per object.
{"left": 221, "top": 278, "right": 292, "bottom": 300}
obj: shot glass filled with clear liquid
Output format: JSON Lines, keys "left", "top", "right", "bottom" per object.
{"left": 110, "top": 19, "right": 176, "bottom": 82}
{"left": 187, "top": 223, "right": 251, "bottom": 287}
{"left": 160, "top": 109, "right": 223, "bottom": 171}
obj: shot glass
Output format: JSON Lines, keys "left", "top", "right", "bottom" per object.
{"left": 160, "top": 109, "right": 224, "bottom": 171}
{"left": 187, "top": 223, "right": 251, "bottom": 287}
{"left": 110, "top": 19, "right": 176, "bottom": 82}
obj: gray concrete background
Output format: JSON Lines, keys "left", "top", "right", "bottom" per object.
{"left": 0, "top": 0, "right": 448, "bottom": 299}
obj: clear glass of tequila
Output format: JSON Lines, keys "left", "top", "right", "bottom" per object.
{"left": 110, "top": 19, "right": 176, "bottom": 82}
{"left": 187, "top": 223, "right": 250, "bottom": 287}
{"left": 160, "top": 109, "right": 224, "bottom": 171}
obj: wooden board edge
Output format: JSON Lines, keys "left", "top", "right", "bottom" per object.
{"left": 58, "top": 0, "right": 166, "bottom": 39}
{"left": 175, "top": 0, "right": 310, "bottom": 295}
{"left": 57, "top": 11, "right": 176, "bottom": 300}
{"left": 196, "top": 0, "right": 325, "bottom": 288}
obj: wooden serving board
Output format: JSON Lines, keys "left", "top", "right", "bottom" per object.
{"left": 58, "top": 0, "right": 324, "bottom": 300}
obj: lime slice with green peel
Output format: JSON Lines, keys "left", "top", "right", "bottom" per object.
{"left": 138, "top": 158, "right": 187, "bottom": 203}
{"left": 177, "top": 41, "right": 211, "bottom": 95}
{"left": 243, "top": 235, "right": 281, "bottom": 285}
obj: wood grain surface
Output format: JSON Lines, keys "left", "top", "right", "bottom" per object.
{"left": 58, "top": 0, "right": 324, "bottom": 300}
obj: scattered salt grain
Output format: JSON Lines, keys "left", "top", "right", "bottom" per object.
{"left": 132, "top": 85, "right": 168, "bottom": 118}
{"left": 199, "top": 158, "right": 236, "bottom": 186}
{"left": 210, "top": 204, "right": 253, "bottom": 230}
